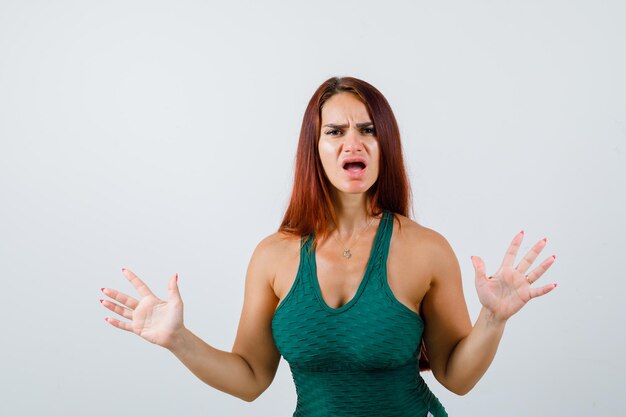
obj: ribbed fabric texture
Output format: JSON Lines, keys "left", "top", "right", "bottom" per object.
{"left": 272, "top": 211, "right": 447, "bottom": 417}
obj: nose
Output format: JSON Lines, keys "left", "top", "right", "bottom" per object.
{"left": 342, "top": 128, "right": 364, "bottom": 153}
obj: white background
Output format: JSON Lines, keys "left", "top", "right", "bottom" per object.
{"left": 1, "top": 1, "right": 624, "bottom": 416}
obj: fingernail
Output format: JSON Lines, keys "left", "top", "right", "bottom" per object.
{"left": 553, "top": 283, "right": 558, "bottom": 288}
{"left": 100, "top": 299, "right": 103, "bottom": 303}
{"left": 552, "top": 255, "right": 557, "bottom": 260}
{"left": 520, "top": 230, "right": 524, "bottom": 235}
{"left": 104, "top": 318, "right": 109, "bottom": 322}
{"left": 176, "top": 273, "right": 179, "bottom": 282}
{"left": 542, "top": 237, "right": 547, "bottom": 242}
{"left": 101, "top": 287, "right": 105, "bottom": 292}
{"left": 121, "top": 268, "right": 126, "bottom": 273}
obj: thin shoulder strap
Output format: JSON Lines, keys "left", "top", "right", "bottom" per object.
{"left": 300, "top": 233, "right": 316, "bottom": 285}
{"left": 301, "top": 233, "right": 314, "bottom": 258}
{"left": 375, "top": 211, "right": 395, "bottom": 268}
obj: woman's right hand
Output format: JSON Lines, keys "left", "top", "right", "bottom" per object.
{"left": 101, "top": 268, "right": 184, "bottom": 350}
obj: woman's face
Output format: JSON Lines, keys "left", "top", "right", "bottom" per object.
{"left": 318, "top": 92, "right": 380, "bottom": 196}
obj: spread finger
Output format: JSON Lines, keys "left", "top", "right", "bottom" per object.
{"left": 101, "top": 287, "right": 139, "bottom": 310}
{"left": 501, "top": 231, "right": 524, "bottom": 268}
{"left": 516, "top": 238, "right": 547, "bottom": 274}
{"left": 100, "top": 299, "right": 133, "bottom": 320}
{"left": 104, "top": 317, "right": 133, "bottom": 332}
{"left": 526, "top": 255, "right": 556, "bottom": 284}
{"left": 122, "top": 268, "right": 155, "bottom": 298}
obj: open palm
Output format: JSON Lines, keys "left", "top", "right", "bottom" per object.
{"left": 101, "top": 269, "right": 184, "bottom": 349}
{"left": 471, "top": 231, "right": 557, "bottom": 322}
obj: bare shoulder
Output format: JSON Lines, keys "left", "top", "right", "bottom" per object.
{"left": 248, "top": 231, "right": 301, "bottom": 284}
{"left": 253, "top": 231, "right": 300, "bottom": 262}
{"left": 393, "top": 214, "right": 452, "bottom": 250}
{"left": 392, "top": 214, "right": 457, "bottom": 268}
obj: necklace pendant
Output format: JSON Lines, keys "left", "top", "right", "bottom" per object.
{"left": 343, "top": 249, "right": 352, "bottom": 259}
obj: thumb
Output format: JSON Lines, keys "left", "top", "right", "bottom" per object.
{"left": 471, "top": 256, "right": 487, "bottom": 283}
{"left": 168, "top": 273, "right": 182, "bottom": 302}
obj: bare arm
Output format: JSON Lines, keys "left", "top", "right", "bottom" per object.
{"left": 421, "top": 231, "right": 556, "bottom": 395}
{"left": 419, "top": 231, "right": 473, "bottom": 395}
{"left": 168, "top": 237, "right": 282, "bottom": 401}
{"left": 101, "top": 236, "right": 282, "bottom": 402}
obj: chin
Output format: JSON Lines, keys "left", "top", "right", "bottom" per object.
{"left": 334, "top": 182, "right": 376, "bottom": 196}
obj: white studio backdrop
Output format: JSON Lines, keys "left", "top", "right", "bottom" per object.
{"left": 1, "top": 1, "right": 624, "bottom": 416}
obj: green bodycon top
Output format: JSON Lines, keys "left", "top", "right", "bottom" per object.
{"left": 271, "top": 211, "right": 447, "bottom": 417}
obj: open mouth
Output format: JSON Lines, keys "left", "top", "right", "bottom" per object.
{"left": 343, "top": 161, "right": 366, "bottom": 172}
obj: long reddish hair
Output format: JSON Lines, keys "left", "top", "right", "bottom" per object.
{"left": 279, "top": 77, "right": 430, "bottom": 371}
{"left": 279, "top": 76, "right": 411, "bottom": 240}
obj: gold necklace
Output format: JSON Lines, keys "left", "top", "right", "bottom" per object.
{"left": 333, "top": 216, "right": 376, "bottom": 259}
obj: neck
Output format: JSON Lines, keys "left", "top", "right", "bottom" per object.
{"left": 331, "top": 191, "right": 374, "bottom": 236}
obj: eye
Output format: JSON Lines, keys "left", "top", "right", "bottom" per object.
{"left": 363, "top": 127, "right": 376, "bottom": 135}
{"left": 325, "top": 129, "right": 342, "bottom": 136}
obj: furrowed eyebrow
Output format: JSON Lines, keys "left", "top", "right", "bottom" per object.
{"left": 322, "top": 122, "right": 374, "bottom": 129}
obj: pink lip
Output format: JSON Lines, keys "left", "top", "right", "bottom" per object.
{"left": 343, "top": 166, "right": 367, "bottom": 179}
{"left": 341, "top": 156, "right": 368, "bottom": 167}
{"left": 341, "top": 156, "right": 368, "bottom": 179}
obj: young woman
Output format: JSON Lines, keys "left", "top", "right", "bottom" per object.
{"left": 101, "top": 77, "right": 557, "bottom": 416}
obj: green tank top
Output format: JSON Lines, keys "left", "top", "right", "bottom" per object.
{"left": 271, "top": 211, "right": 447, "bottom": 417}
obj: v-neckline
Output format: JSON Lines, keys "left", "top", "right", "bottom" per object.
{"left": 309, "top": 212, "right": 387, "bottom": 314}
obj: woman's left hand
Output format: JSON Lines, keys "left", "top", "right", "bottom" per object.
{"left": 471, "top": 231, "right": 557, "bottom": 323}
